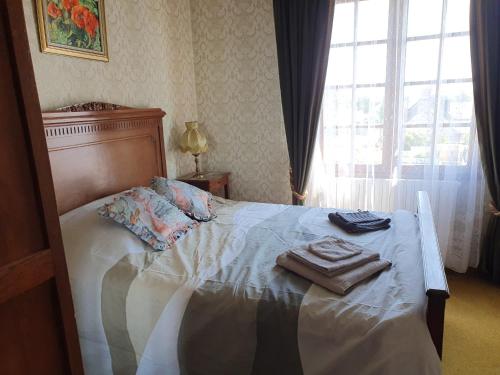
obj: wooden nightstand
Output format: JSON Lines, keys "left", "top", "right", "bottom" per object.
{"left": 178, "top": 172, "right": 230, "bottom": 199}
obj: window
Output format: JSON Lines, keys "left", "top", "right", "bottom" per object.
{"left": 309, "top": 0, "right": 484, "bottom": 274}
{"left": 319, "top": 0, "right": 473, "bottom": 178}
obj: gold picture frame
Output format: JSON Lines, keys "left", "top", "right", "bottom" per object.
{"left": 36, "top": 0, "right": 109, "bottom": 62}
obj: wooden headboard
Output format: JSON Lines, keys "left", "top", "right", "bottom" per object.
{"left": 43, "top": 102, "right": 167, "bottom": 215}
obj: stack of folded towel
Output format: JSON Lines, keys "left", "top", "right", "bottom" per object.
{"left": 276, "top": 237, "right": 391, "bottom": 295}
{"left": 328, "top": 210, "right": 391, "bottom": 233}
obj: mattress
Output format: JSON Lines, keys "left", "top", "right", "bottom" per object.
{"left": 60, "top": 195, "right": 440, "bottom": 375}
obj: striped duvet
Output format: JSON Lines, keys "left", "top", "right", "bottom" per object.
{"left": 60, "top": 196, "right": 440, "bottom": 375}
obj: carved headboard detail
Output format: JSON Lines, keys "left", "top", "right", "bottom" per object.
{"left": 44, "top": 116, "right": 162, "bottom": 139}
{"left": 56, "top": 101, "right": 129, "bottom": 112}
{"left": 43, "top": 104, "right": 167, "bottom": 214}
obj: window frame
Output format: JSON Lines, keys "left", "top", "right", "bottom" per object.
{"left": 319, "top": 0, "right": 474, "bottom": 179}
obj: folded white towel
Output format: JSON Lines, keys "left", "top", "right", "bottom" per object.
{"left": 276, "top": 253, "right": 391, "bottom": 295}
{"left": 306, "top": 237, "right": 363, "bottom": 261}
{"left": 288, "top": 247, "right": 380, "bottom": 277}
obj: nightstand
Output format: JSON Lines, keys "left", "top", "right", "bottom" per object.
{"left": 178, "top": 172, "right": 230, "bottom": 199}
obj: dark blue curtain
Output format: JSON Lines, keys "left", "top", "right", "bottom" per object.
{"left": 470, "top": 0, "right": 500, "bottom": 282}
{"left": 273, "top": 0, "right": 335, "bottom": 205}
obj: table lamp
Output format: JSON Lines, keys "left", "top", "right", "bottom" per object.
{"left": 180, "top": 121, "right": 208, "bottom": 178}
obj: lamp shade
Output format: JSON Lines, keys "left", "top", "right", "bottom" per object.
{"left": 179, "top": 121, "right": 208, "bottom": 155}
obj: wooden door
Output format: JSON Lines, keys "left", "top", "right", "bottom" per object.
{"left": 0, "top": 1, "right": 83, "bottom": 373}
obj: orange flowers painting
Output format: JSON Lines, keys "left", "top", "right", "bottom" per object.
{"left": 36, "top": 0, "right": 108, "bottom": 61}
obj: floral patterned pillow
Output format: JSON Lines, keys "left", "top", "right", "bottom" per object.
{"left": 98, "top": 187, "right": 199, "bottom": 251}
{"left": 150, "top": 177, "right": 216, "bottom": 221}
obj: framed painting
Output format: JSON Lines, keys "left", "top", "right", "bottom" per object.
{"left": 36, "top": 0, "right": 108, "bottom": 62}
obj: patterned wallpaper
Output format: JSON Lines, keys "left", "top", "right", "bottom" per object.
{"left": 190, "top": 0, "right": 291, "bottom": 204}
{"left": 23, "top": 0, "right": 291, "bottom": 202}
{"left": 22, "top": 0, "right": 197, "bottom": 177}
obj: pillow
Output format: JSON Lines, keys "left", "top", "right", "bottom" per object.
{"left": 98, "top": 187, "right": 199, "bottom": 250}
{"left": 150, "top": 177, "right": 216, "bottom": 221}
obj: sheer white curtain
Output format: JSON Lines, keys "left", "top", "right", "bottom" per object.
{"left": 307, "top": 0, "right": 485, "bottom": 272}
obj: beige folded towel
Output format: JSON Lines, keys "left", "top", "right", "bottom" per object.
{"left": 288, "top": 247, "right": 380, "bottom": 277}
{"left": 306, "top": 237, "right": 363, "bottom": 261}
{"left": 277, "top": 253, "right": 391, "bottom": 295}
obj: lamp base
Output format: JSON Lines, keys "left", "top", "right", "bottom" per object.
{"left": 191, "top": 172, "right": 205, "bottom": 179}
{"left": 192, "top": 153, "right": 204, "bottom": 178}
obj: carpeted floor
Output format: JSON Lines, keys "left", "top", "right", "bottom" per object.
{"left": 443, "top": 271, "right": 500, "bottom": 375}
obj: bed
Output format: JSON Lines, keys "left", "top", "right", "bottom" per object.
{"left": 44, "top": 103, "right": 448, "bottom": 375}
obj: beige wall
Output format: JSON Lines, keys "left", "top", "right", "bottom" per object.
{"left": 23, "top": 0, "right": 290, "bottom": 202}
{"left": 190, "top": 0, "right": 291, "bottom": 203}
{"left": 23, "top": 0, "right": 197, "bottom": 177}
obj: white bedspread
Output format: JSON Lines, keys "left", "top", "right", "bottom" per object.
{"left": 60, "top": 195, "right": 440, "bottom": 375}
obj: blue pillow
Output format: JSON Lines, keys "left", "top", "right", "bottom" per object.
{"left": 150, "top": 177, "right": 216, "bottom": 221}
